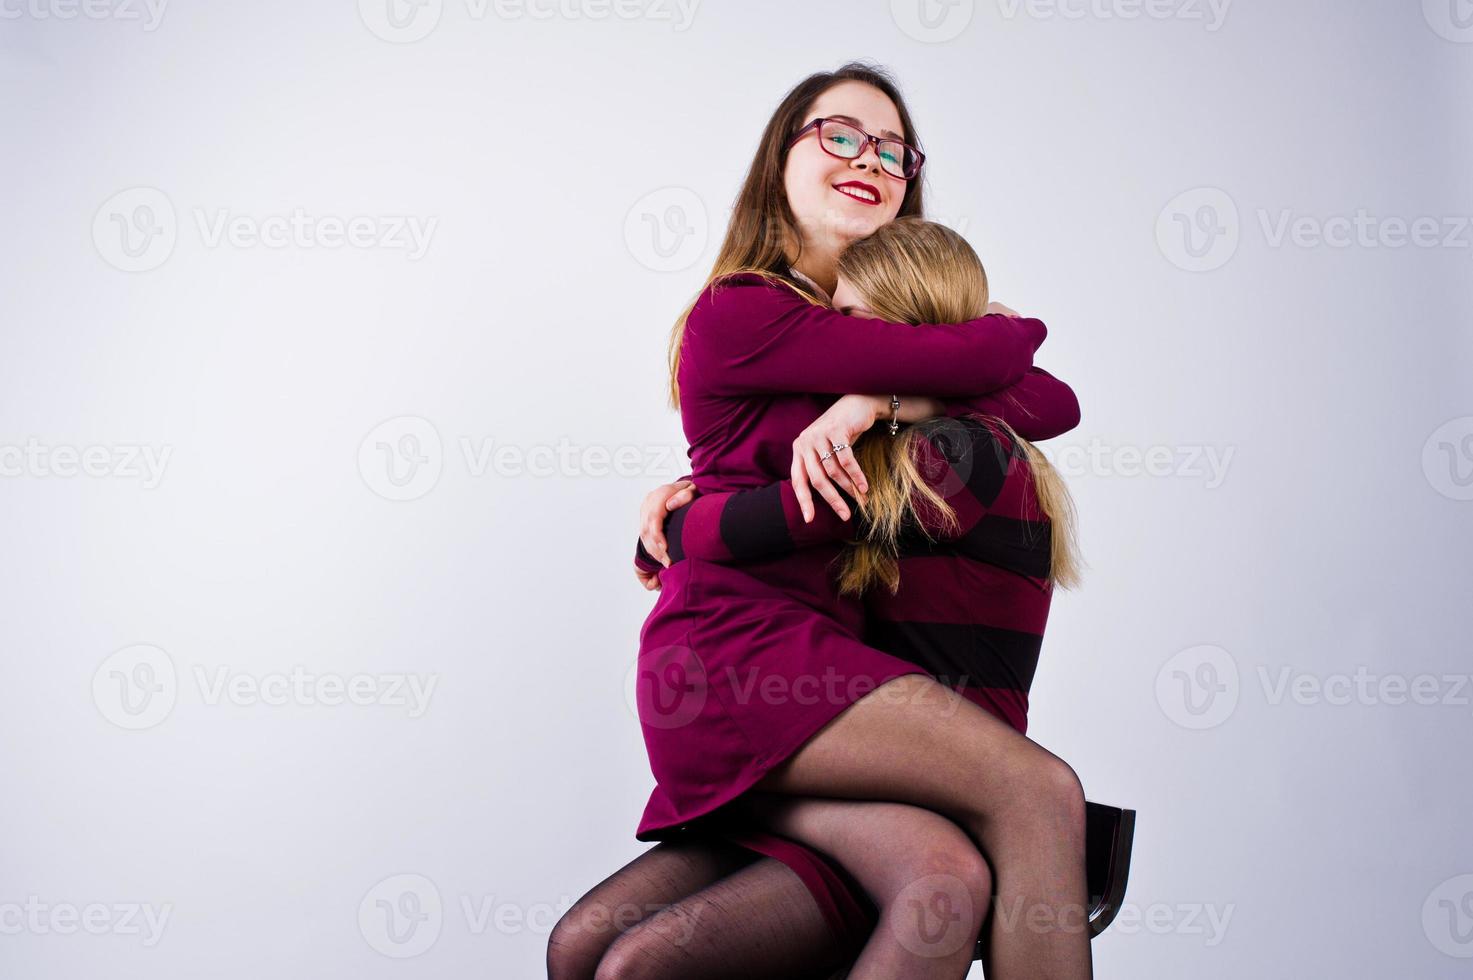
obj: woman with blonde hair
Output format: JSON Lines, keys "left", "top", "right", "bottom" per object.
{"left": 615, "top": 218, "right": 1080, "bottom": 978}
{"left": 549, "top": 64, "right": 1091, "bottom": 980}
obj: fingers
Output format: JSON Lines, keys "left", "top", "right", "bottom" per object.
{"left": 791, "top": 453, "right": 815, "bottom": 524}
{"left": 820, "top": 431, "right": 865, "bottom": 505}
{"left": 666, "top": 481, "right": 696, "bottom": 511}
{"left": 640, "top": 518, "right": 671, "bottom": 567}
{"left": 821, "top": 453, "right": 856, "bottom": 500}
{"left": 836, "top": 455, "right": 867, "bottom": 506}
{"left": 818, "top": 453, "right": 854, "bottom": 506}
{"left": 803, "top": 448, "right": 851, "bottom": 522}
{"left": 641, "top": 482, "right": 689, "bottom": 567}
{"left": 833, "top": 441, "right": 868, "bottom": 501}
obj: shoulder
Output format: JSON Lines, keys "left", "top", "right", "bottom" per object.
{"left": 690, "top": 272, "right": 821, "bottom": 326}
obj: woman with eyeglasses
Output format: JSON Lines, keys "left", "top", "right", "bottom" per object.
{"left": 548, "top": 64, "right": 1092, "bottom": 980}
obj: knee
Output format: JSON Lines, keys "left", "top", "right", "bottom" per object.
{"left": 888, "top": 835, "right": 994, "bottom": 929}
{"left": 546, "top": 905, "right": 611, "bottom": 980}
{"left": 882, "top": 842, "right": 993, "bottom": 953}
{"left": 936, "top": 840, "right": 994, "bottom": 920}
{"left": 1047, "top": 757, "right": 1087, "bottom": 826}
{"left": 592, "top": 930, "right": 663, "bottom": 980}
{"left": 1028, "top": 754, "right": 1088, "bottom": 846}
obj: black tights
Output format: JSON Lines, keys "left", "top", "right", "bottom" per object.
{"left": 550, "top": 676, "right": 1091, "bottom": 979}
{"left": 546, "top": 835, "right": 860, "bottom": 980}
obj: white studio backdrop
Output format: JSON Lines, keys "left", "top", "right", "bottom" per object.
{"left": 2, "top": 1, "right": 1470, "bottom": 977}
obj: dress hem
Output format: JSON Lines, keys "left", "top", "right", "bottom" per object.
{"left": 634, "top": 661, "right": 934, "bottom": 842}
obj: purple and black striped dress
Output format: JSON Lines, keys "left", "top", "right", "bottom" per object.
{"left": 629, "top": 271, "right": 1077, "bottom": 944}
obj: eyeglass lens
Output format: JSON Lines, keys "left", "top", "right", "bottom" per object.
{"left": 819, "top": 119, "right": 917, "bottom": 179}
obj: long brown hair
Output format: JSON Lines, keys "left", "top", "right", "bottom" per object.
{"left": 831, "top": 218, "right": 1082, "bottom": 594}
{"left": 665, "top": 62, "right": 927, "bottom": 408}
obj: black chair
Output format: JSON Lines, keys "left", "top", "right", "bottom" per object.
{"left": 971, "top": 800, "right": 1136, "bottom": 960}
{"left": 1081, "top": 801, "right": 1136, "bottom": 938}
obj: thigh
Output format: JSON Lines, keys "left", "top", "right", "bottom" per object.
{"left": 754, "top": 673, "right": 1070, "bottom": 825}
{"left": 598, "top": 855, "right": 852, "bottom": 980}
{"left": 548, "top": 837, "right": 758, "bottom": 978}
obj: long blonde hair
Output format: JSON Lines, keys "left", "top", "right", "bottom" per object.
{"left": 832, "top": 217, "right": 1081, "bottom": 595}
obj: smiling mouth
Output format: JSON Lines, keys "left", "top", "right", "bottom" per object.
{"left": 833, "top": 182, "right": 880, "bottom": 206}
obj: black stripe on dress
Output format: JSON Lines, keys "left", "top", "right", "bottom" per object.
{"left": 867, "top": 620, "right": 1043, "bottom": 693}
{"left": 720, "top": 481, "right": 794, "bottom": 561}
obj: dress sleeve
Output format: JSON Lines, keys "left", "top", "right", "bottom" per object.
{"left": 686, "top": 274, "right": 1045, "bottom": 397}
{"left": 938, "top": 367, "right": 1081, "bottom": 441}
{"left": 661, "top": 482, "right": 856, "bottom": 563}
{"left": 634, "top": 538, "right": 664, "bottom": 575}
{"left": 638, "top": 420, "right": 1044, "bottom": 571}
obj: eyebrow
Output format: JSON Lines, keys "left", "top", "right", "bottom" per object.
{"left": 828, "top": 114, "right": 904, "bottom": 142}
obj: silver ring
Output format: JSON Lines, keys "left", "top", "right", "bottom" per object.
{"left": 830, "top": 442, "right": 849, "bottom": 453}
{"left": 819, "top": 450, "right": 833, "bottom": 461}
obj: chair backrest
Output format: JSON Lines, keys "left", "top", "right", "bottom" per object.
{"left": 972, "top": 800, "right": 1136, "bottom": 960}
{"left": 1084, "top": 802, "right": 1136, "bottom": 938}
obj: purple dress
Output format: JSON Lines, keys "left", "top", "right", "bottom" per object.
{"left": 636, "top": 414, "right": 1060, "bottom": 946}
{"left": 634, "top": 271, "right": 1075, "bottom": 842}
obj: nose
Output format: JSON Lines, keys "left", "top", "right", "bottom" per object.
{"left": 850, "top": 141, "right": 881, "bottom": 171}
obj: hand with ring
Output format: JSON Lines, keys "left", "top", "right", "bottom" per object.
{"left": 791, "top": 394, "right": 883, "bottom": 523}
